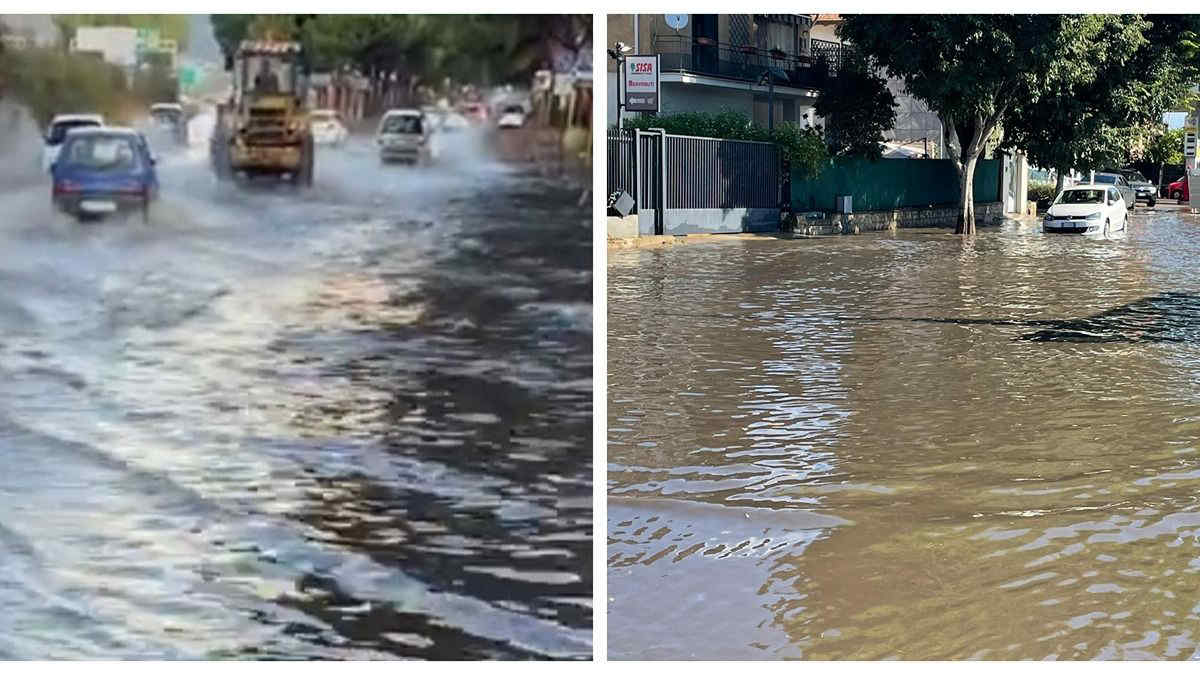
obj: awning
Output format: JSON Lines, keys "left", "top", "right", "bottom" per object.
{"left": 755, "top": 14, "right": 812, "bottom": 27}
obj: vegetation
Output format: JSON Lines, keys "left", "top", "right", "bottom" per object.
{"left": 838, "top": 15, "right": 1199, "bottom": 235}
{"left": 1002, "top": 15, "right": 1200, "bottom": 193}
{"left": 1027, "top": 181, "right": 1058, "bottom": 207}
{"left": 621, "top": 110, "right": 829, "bottom": 179}
{"left": 0, "top": 46, "right": 146, "bottom": 127}
{"left": 814, "top": 59, "right": 896, "bottom": 159}
{"left": 211, "top": 14, "right": 590, "bottom": 88}
{"left": 1143, "top": 126, "right": 1186, "bottom": 187}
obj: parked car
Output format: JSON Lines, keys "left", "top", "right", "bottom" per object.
{"left": 1169, "top": 176, "right": 1190, "bottom": 202}
{"left": 149, "top": 103, "right": 186, "bottom": 145}
{"left": 459, "top": 102, "right": 488, "bottom": 125}
{"left": 310, "top": 109, "right": 348, "bottom": 146}
{"left": 376, "top": 109, "right": 436, "bottom": 165}
{"left": 497, "top": 104, "right": 526, "bottom": 129}
{"left": 1043, "top": 184, "right": 1128, "bottom": 235}
{"left": 1087, "top": 172, "right": 1136, "bottom": 210}
{"left": 50, "top": 127, "right": 159, "bottom": 223}
{"left": 42, "top": 113, "right": 104, "bottom": 172}
{"left": 1106, "top": 168, "right": 1157, "bottom": 207}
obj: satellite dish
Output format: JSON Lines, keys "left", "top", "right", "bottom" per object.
{"left": 665, "top": 14, "right": 688, "bottom": 31}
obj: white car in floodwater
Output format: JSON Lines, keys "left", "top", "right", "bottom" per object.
{"left": 1043, "top": 184, "right": 1128, "bottom": 235}
{"left": 496, "top": 105, "right": 527, "bottom": 129}
{"left": 376, "top": 109, "right": 438, "bottom": 166}
{"left": 42, "top": 113, "right": 104, "bottom": 172}
{"left": 310, "top": 109, "right": 348, "bottom": 146}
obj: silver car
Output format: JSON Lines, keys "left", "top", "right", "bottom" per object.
{"left": 1090, "top": 172, "right": 1136, "bottom": 211}
{"left": 375, "top": 109, "right": 437, "bottom": 166}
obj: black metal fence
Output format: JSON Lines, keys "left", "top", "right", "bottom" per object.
{"left": 665, "top": 134, "right": 779, "bottom": 209}
{"left": 650, "top": 35, "right": 855, "bottom": 90}
{"left": 608, "top": 128, "right": 782, "bottom": 232}
{"left": 607, "top": 133, "right": 637, "bottom": 205}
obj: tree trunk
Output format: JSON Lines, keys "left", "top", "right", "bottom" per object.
{"left": 956, "top": 153, "right": 979, "bottom": 234}
{"left": 1055, "top": 169, "right": 1066, "bottom": 196}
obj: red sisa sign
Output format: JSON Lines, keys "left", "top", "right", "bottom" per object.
{"left": 624, "top": 55, "right": 660, "bottom": 113}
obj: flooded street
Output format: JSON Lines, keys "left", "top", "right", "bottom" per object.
{"left": 608, "top": 216, "right": 1200, "bottom": 659}
{"left": 0, "top": 118, "right": 591, "bottom": 659}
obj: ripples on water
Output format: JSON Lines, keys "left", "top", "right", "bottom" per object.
{"left": 608, "top": 217, "right": 1200, "bottom": 660}
{"left": 0, "top": 133, "right": 591, "bottom": 659}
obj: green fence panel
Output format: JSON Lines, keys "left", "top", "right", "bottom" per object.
{"left": 792, "top": 158, "right": 1001, "bottom": 212}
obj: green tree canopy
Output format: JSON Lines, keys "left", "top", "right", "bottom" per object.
{"left": 839, "top": 15, "right": 1140, "bottom": 234}
{"left": 1002, "top": 15, "right": 1200, "bottom": 191}
{"left": 814, "top": 56, "right": 897, "bottom": 160}
{"left": 210, "top": 14, "right": 588, "bottom": 88}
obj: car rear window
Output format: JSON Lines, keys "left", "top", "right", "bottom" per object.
{"left": 60, "top": 136, "right": 141, "bottom": 171}
{"left": 503, "top": 106, "right": 524, "bottom": 114}
{"left": 48, "top": 120, "right": 100, "bottom": 144}
{"left": 382, "top": 115, "right": 422, "bottom": 134}
{"left": 1093, "top": 175, "right": 1117, "bottom": 184}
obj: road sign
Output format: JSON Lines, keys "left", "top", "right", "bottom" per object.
{"left": 1185, "top": 131, "right": 1196, "bottom": 158}
{"left": 624, "top": 54, "right": 660, "bottom": 113}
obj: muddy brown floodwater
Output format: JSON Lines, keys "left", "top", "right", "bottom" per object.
{"left": 608, "top": 214, "right": 1200, "bottom": 660}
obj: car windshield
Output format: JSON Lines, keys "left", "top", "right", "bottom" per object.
{"left": 503, "top": 106, "right": 524, "bottom": 114}
{"left": 382, "top": 115, "right": 422, "bottom": 134}
{"left": 1128, "top": 172, "right": 1148, "bottom": 183}
{"left": 151, "top": 111, "right": 180, "bottom": 123}
{"left": 60, "top": 135, "right": 140, "bottom": 171}
{"left": 47, "top": 120, "right": 100, "bottom": 144}
{"left": 312, "top": 112, "right": 334, "bottom": 122}
{"left": 1059, "top": 189, "right": 1105, "bottom": 204}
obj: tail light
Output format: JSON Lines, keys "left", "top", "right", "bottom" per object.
{"left": 116, "top": 181, "right": 144, "bottom": 195}
{"left": 53, "top": 180, "right": 81, "bottom": 193}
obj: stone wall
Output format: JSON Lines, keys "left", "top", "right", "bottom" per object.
{"left": 787, "top": 202, "right": 1005, "bottom": 235}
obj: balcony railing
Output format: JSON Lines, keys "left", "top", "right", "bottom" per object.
{"left": 649, "top": 35, "right": 856, "bottom": 90}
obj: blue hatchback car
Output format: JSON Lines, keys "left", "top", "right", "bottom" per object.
{"left": 50, "top": 127, "right": 159, "bottom": 222}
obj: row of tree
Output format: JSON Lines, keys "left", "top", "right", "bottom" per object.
{"left": 210, "top": 15, "right": 589, "bottom": 103}
{"left": 833, "top": 15, "right": 1200, "bottom": 234}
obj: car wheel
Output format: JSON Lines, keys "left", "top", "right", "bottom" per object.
{"left": 1149, "top": 197, "right": 1156, "bottom": 207}
{"left": 1172, "top": 190, "right": 1182, "bottom": 201}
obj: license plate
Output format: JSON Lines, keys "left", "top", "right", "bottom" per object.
{"left": 79, "top": 200, "right": 117, "bottom": 213}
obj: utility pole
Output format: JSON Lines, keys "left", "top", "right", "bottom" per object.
{"left": 617, "top": 54, "right": 625, "bottom": 132}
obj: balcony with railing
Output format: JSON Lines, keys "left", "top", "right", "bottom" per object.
{"left": 650, "top": 35, "right": 855, "bottom": 91}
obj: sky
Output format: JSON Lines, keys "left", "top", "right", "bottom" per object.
{"left": 1165, "top": 112, "right": 1187, "bottom": 130}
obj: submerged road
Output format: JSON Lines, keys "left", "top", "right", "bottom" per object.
{"left": 0, "top": 111, "right": 592, "bottom": 659}
{"left": 609, "top": 209, "right": 1200, "bottom": 660}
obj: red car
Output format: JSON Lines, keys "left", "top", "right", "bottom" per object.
{"left": 1169, "top": 176, "right": 1190, "bottom": 201}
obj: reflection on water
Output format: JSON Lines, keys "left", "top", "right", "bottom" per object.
{"left": 0, "top": 134, "right": 591, "bottom": 659}
{"left": 608, "top": 217, "right": 1200, "bottom": 660}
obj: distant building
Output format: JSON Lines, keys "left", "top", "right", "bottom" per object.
{"left": 607, "top": 14, "right": 837, "bottom": 129}
{"left": 71, "top": 26, "right": 139, "bottom": 68}
{"left": 70, "top": 26, "right": 177, "bottom": 70}
{"left": 810, "top": 14, "right": 943, "bottom": 158}
{"left": 0, "top": 14, "right": 60, "bottom": 48}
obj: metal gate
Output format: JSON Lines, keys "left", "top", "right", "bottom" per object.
{"left": 631, "top": 128, "right": 781, "bottom": 235}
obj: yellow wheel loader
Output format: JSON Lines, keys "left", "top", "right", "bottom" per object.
{"left": 211, "top": 40, "right": 314, "bottom": 187}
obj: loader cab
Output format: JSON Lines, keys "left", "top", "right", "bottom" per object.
{"left": 231, "top": 41, "right": 310, "bottom": 113}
